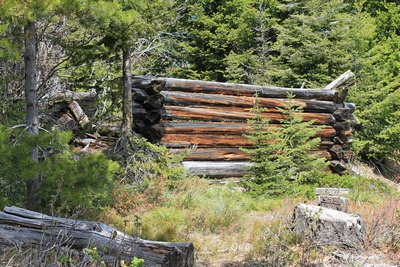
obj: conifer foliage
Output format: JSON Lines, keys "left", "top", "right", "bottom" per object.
{"left": 241, "top": 93, "right": 328, "bottom": 196}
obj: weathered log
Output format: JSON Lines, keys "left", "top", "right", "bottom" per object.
{"left": 69, "top": 100, "right": 89, "bottom": 127}
{"left": 158, "top": 106, "right": 336, "bottom": 125}
{"left": 143, "top": 93, "right": 165, "bottom": 110}
{"left": 132, "top": 77, "right": 166, "bottom": 95}
{"left": 132, "top": 87, "right": 149, "bottom": 103}
{"left": 182, "top": 161, "right": 251, "bottom": 178}
{"left": 162, "top": 91, "right": 338, "bottom": 113}
{"left": 329, "top": 144, "right": 344, "bottom": 160}
{"left": 324, "top": 70, "right": 355, "bottom": 90}
{"left": 132, "top": 104, "right": 161, "bottom": 125}
{"left": 0, "top": 206, "right": 194, "bottom": 267}
{"left": 150, "top": 122, "right": 336, "bottom": 137}
{"left": 132, "top": 76, "right": 337, "bottom": 100}
{"left": 173, "top": 147, "right": 332, "bottom": 161}
{"left": 329, "top": 160, "right": 348, "bottom": 175}
{"left": 158, "top": 134, "right": 334, "bottom": 149}
{"left": 333, "top": 107, "right": 351, "bottom": 121}
{"left": 49, "top": 90, "right": 97, "bottom": 102}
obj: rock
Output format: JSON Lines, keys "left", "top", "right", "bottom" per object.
{"left": 291, "top": 204, "right": 366, "bottom": 250}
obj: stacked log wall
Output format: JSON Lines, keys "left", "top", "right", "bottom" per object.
{"left": 131, "top": 71, "right": 357, "bottom": 176}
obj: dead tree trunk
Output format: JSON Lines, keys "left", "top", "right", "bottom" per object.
{"left": 0, "top": 206, "right": 194, "bottom": 267}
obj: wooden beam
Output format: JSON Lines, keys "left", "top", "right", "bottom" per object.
{"left": 132, "top": 76, "right": 336, "bottom": 100}
{"left": 162, "top": 91, "right": 338, "bottom": 113}
{"left": 173, "top": 147, "right": 332, "bottom": 161}
{"left": 159, "top": 106, "right": 336, "bottom": 125}
{"left": 151, "top": 122, "right": 336, "bottom": 137}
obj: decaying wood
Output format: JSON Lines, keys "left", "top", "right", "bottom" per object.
{"left": 133, "top": 76, "right": 337, "bottom": 100}
{"left": 324, "top": 70, "right": 355, "bottom": 90}
{"left": 150, "top": 122, "right": 336, "bottom": 137}
{"left": 49, "top": 90, "right": 97, "bottom": 102}
{"left": 159, "top": 134, "right": 334, "bottom": 149}
{"left": 0, "top": 206, "right": 194, "bottom": 267}
{"left": 182, "top": 161, "right": 252, "bottom": 178}
{"left": 69, "top": 101, "right": 89, "bottom": 127}
{"left": 162, "top": 91, "right": 339, "bottom": 113}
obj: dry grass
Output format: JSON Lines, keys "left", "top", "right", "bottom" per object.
{"left": 1, "top": 162, "right": 399, "bottom": 267}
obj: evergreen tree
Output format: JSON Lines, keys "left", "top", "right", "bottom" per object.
{"left": 268, "top": 0, "right": 355, "bottom": 88}
{"left": 166, "top": 0, "right": 277, "bottom": 82}
{"left": 241, "top": 93, "right": 328, "bottom": 196}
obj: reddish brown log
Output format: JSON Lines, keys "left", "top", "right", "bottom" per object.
{"left": 159, "top": 106, "right": 336, "bottom": 125}
{"left": 162, "top": 91, "right": 338, "bottom": 113}
{"left": 132, "top": 76, "right": 336, "bottom": 100}
{"left": 151, "top": 122, "right": 336, "bottom": 137}
{"left": 159, "top": 134, "right": 334, "bottom": 148}
{"left": 172, "top": 147, "right": 332, "bottom": 161}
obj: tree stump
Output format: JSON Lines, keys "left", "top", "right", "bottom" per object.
{"left": 291, "top": 204, "right": 366, "bottom": 250}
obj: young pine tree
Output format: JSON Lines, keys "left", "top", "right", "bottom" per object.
{"left": 241, "top": 93, "right": 328, "bottom": 196}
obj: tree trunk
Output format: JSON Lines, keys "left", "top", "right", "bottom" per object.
{"left": 24, "top": 20, "right": 40, "bottom": 211}
{"left": 0, "top": 206, "right": 194, "bottom": 267}
{"left": 121, "top": 47, "right": 132, "bottom": 145}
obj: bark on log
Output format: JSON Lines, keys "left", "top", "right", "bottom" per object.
{"left": 158, "top": 106, "right": 335, "bottom": 125}
{"left": 162, "top": 91, "right": 338, "bottom": 113}
{"left": 0, "top": 206, "right": 194, "bottom": 267}
{"left": 132, "top": 76, "right": 336, "bottom": 100}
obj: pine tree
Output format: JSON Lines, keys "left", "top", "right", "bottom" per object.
{"left": 241, "top": 93, "right": 328, "bottom": 196}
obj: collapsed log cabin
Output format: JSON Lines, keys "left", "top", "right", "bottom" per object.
{"left": 45, "top": 71, "right": 357, "bottom": 177}
{"left": 131, "top": 71, "right": 358, "bottom": 177}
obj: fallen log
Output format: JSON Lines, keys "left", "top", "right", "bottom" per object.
{"left": 0, "top": 206, "right": 194, "bottom": 267}
{"left": 48, "top": 90, "right": 97, "bottom": 102}
{"left": 132, "top": 76, "right": 337, "bottom": 100}
{"left": 158, "top": 106, "right": 336, "bottom": 125}
{"left": 162, "top": 91, "right": 338, "bottom": 113}
{"left": 182, "top": 161, "right": 252, "bottom": 178}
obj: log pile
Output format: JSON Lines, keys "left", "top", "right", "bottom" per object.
{"left": 132, "top": 71, "right": 358, "bottom": 176}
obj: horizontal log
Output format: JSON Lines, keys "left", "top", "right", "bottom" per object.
{"left": 173, "top": 147, "right": 332, "bottom": 161}
{"left": 151, "top": 122, "right": 336, "bottom": 137}
{"left": 0, "top": 206, "right": 194, "bottom": 267}
{"left": 49, "top": 90, "right": 97, "bottom": 102}
{"left": 162, "top": 91, "right": 338, "bottom": 113}
{"left": 158, "top": 134, "right": 334, "bottom": 148}
{"left": 159, "top": 106, "right": 336, "bottom": 125}
{"left": 182, "top": 161, "right": 252, "bottom": 178}
{"left": 132, "top": 76, "right": 336, "bottom": 100}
